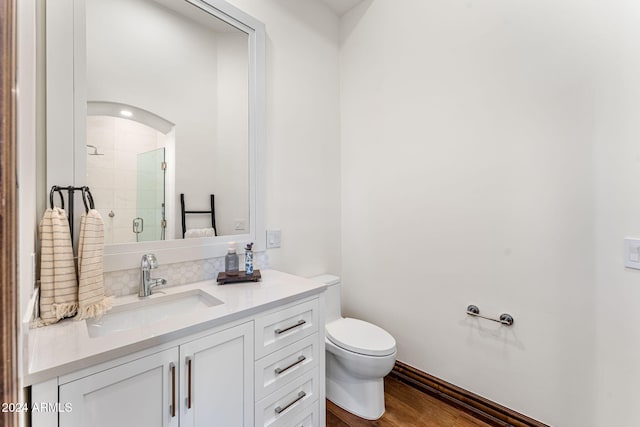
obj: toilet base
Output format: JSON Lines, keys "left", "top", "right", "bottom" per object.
{"left": 327, "top": 376, "right": 385, "bottom": 420}
{"left": 326, "top": 350, "right": 390, "bottom": 420}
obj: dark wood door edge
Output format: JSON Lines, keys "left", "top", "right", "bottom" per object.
{"left": 390, "top": 361, "right": 549, "bottom": 427}
{"left": 0, "top": 0, "right": 18, "bottom": 426}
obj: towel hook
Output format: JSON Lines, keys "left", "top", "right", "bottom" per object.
{"left": 49, "top": 186, "right": 65, "bottom": 210}
{"left": 86, "top": 187, "right": 95, "bottom": 210}
{"left": 81, "top": 187, "right": 95, "bottom": 212}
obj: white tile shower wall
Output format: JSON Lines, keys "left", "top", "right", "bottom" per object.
{"left": 86, "top": 115, "right": 167, "bottom": 244}
{"left": 103, "top": 251, "right": 269, "bottom": 297}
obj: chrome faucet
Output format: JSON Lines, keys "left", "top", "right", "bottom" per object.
{"left": 140, "top": 253, "right": 167, "bottom": 297}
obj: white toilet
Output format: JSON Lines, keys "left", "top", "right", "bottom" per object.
{"left": 312, "top": 275, "right": 397, "bottom": 420}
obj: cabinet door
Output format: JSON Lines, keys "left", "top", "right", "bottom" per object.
{"left": 59, "top": 348, "right": 179, "bottom": 427}
{"left": 180, "top": 322, "right": 254, "bottom": 427}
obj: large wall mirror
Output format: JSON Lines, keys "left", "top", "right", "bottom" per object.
{"left": 44, "top": 0, "right": 265, "bottom": 271}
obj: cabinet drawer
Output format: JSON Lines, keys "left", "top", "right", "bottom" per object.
{"left": 255, "top": 299, "right": 318, "bottom": 359}
{"left": 290, "top": 400, "right": 320, "bottom": 427}
{"left": 255, "top": 369, "right": 318, "bottom": 427}
{"left": 255, "top": 333, "right": 319, "bottom": 401}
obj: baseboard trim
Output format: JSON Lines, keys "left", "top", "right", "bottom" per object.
{"left": 390, "top": 361, "right": 549, "bottom": 427}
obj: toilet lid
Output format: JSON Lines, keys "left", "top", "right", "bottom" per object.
{"left": 326, "top": 318, "right": 396, "bottom": 357}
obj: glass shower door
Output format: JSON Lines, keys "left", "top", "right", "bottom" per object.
{"left": 136, "top": 148, "right": 166, "bottom": 242}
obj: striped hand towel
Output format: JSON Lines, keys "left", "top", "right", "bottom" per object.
{"left": 38, "top": 208, "right": 78, "bottom": 326}
{"left": 75, "top": 209, "right": 112, "bottom": 320}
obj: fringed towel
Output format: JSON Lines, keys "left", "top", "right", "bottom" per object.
{"left": 38, "top": 208, "right": 78, "bottom": 326}
{"left": 75, "top": 209, "right": 112, "bottom": 320}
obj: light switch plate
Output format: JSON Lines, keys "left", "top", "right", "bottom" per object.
{"left": 266, "top": 230, "right": 281, "bottom": 249}
{"left": 624, "top": 237, "right": 640, "bottom": 269}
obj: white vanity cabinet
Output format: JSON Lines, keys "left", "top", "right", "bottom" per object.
{"left": 28, "top": 274, "right": 327, "bottom": 427}
{"left": 34, "top": 322, "right": 254, "bottom": 427}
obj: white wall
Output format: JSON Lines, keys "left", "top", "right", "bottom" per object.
{"left": 214, "top": 34, "right": 249, "bottom": 236}
{"left": 225, "top": 0, "right": 342, "bottom": 276}
{"left": 340, "top": 1, "right": 596, "bottom": 425}
{"left": 593, "top": 1, "right": 640, "bottom": 425}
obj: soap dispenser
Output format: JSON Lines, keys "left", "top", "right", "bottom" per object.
{"left": 225, "top": 242, "right": 239, "bottom": 275}
{"left": 245, "top": 242, "right": 254, "bottom": 275}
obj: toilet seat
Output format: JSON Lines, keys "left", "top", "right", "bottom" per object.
{"left": 326, "top": 318, "right": 396, "bottom": 357}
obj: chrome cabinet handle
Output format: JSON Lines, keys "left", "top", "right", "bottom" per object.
{"left": 275, "top": 355, "right": 306, "bottom": 375}
{"left": 186, "top": 356, "right": 192, "bottom": 409}
{"left": 274, "top": 391, "right": 306, "bottom": 415}
{"left": 274, "top": 319, "right": 306, "bottom": 335}
{"left": 169, "top": 363, "right": 176, "bottom": 418}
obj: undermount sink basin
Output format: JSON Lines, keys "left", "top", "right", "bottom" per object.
{"left": 86, "top": 289, "right": 223, "bottom": 338}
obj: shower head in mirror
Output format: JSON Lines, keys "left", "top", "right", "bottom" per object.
{"left": 86, "top": 144, "right": 104, "bottom": 156}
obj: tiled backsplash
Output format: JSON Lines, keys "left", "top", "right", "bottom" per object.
{"left": 104, "top": 251, "right": 269, "bottom": 297}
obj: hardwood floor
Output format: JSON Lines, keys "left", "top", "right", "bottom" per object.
{"left": 327, "top": 376, "right": 493, "bottom": 427}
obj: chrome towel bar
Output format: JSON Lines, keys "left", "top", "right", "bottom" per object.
{"left": 466, "top": 305, "right": 514, "bottom": 326}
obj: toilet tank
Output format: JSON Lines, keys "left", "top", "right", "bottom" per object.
{"left": 310, "top": 274, "right": 341, "bottom": 323}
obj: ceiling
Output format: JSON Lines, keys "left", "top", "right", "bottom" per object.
{"left": 318, "top": 0, "right": 365, "bottom": 16}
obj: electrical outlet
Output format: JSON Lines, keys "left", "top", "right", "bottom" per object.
{"left": 624, "top": 237, "right": 640, "bottom": 269}
{"left": 266, "top": 230, "right": 281, "bottom": 249}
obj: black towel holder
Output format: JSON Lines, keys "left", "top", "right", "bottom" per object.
{"left": 48, "top": 185, "right": 96, "bottom": 242}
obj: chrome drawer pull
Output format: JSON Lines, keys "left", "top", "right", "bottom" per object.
{"left": 275, "top": 355, "right": 306, "bottom": 375}
{"left": 275, "top": 391, "right": 306, "bottom": 415}
{"left": 275, "top": 319, "right": 306, "bottom": 335}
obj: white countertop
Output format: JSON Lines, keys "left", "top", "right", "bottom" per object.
{"left": 25, "top": 270, "right": 326, "bottom": 386}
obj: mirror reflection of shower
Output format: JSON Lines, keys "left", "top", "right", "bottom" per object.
{"left": 86, "top": 101, "right": 175, "bottom": 244}
{"left": 86, "top": 144, "right": 104, "bottom": 156}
